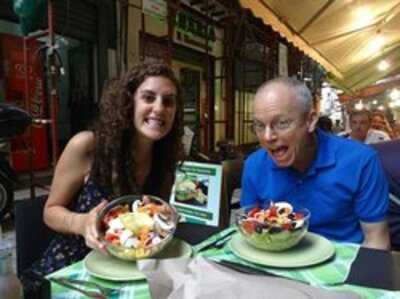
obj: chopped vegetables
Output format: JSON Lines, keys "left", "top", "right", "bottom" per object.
{"left": 239, "top": 202, "right": 305, "bottom": 234}
{"left": 102, "top": 196, "right": 175, "bottom": 251}
{"left": 237, "top": 202, "right": 309, "bottom": 251}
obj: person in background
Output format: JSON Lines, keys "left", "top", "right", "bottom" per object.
{"left": 21, "top": 62, "right": 184, "bottom": 283}
{"left": 371, "top": 111, "right": 394, "bottom": 139}
{"left": 241, "top": 77, "right": 390, "bottom": 250}
{"left": 393, "top": 122, "right": 400, "bottom": 139}
{"left": 346, "top": 109, "right": 391, "bottom": 144}
{"left": 316, "top": 115, "right": 334, "bottom": 133}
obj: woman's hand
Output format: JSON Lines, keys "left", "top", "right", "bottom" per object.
{"left": 79, "top": 200, "right": 109, "bottom": 253}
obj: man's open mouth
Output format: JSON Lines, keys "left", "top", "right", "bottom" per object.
{"left": 270, "top": 146, "right": 288, "bottom": 159}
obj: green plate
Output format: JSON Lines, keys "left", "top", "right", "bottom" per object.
{"left": 229, "top": 232, "right": 335, "bottom": 268}
{"left": 84, "top": 238, "right": 192, "bottom": 281}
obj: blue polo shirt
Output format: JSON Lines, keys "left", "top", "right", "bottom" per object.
{"left": 240, "top": 129, "right": 389, "bottom": 244}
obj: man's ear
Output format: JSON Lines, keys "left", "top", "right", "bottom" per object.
{"left": 307, "top": 110, "right": 319, "bottom": 133}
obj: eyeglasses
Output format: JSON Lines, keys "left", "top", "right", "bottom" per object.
{"left": 250, "top": 118, "right": 297, "bottom": 135}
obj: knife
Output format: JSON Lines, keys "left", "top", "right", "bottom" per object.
{"left": 197, "top": 230, "right": 237, "bottom": 252}
{"left": 213, "top": 259, "right": 312, "bottom": 285}
{"left": 214, "top": 260, "right": 344, "bottom": 286}
{"left": 213, "top": 259, "right": 279, "bottom": 276}
{"left": 49, "top": 277, "right": 106, "bottom": 299}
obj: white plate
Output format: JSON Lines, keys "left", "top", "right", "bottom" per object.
{"left": 229, "top": 232, "right": 335, "bottom": 268}
{"left": 84, "top": 238, "right": 192, "bottom": 281}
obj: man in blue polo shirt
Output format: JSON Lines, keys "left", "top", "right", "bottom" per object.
{"left": 241, "top": 77, "right": 390, "bottom": 250}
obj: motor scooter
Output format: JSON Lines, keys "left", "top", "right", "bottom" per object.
{"left": 0, "top": 103, "right": 31, "bottom": 221}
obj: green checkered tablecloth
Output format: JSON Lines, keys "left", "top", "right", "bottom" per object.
{"left": 48, "top": 227, "right": 400, "bottom": 299}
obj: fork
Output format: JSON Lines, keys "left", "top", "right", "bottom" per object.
{"left": 197, "top": 230, "right": 236, "bottom": 252}
{"left": 50, "top": 277, "right": 119, "bottom": 298}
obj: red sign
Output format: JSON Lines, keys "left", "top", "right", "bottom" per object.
{"left": 1, "top": 34, "right": 49, "bottom": 172}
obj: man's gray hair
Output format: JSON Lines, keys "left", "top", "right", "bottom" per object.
{"left": 256, "top": 77, "right": 313, "bottom": 113}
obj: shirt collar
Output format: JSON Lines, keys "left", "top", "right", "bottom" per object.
{"left": 312, "top": 128, "right": 336, "bottom": 170}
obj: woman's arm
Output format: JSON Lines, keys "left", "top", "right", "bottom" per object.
{"left": 43, "top": 131, "right": 107, "bottom": 250}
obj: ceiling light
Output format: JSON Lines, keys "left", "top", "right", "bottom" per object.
{"left": 354, "top": 7, "right": 374, "bottom": 27}
{"left": 372, "top": 100, "right": 378, "bottom": 105}
{"left": 377, "top": 60, "right": 390, "bottom": 71}
{"left": 368, "top": 35, "right": 385, "bottom": 53}
{"left": 390, "top": 89, "right": 400, "bottom": 100}
{"left": 389, "top": 102, "right": 396, "bottom": 108}
{"left": 378, "top": 105, "right": 385, "bottom": 111}
{"left": 355, "top": 101, "right": 364, "bottom": 110}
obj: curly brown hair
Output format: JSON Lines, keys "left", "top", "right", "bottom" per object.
{"left": 90, "top": 62, "right": 184, "bottom": 199}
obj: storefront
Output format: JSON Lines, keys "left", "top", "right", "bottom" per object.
{"left": 127, "top": 0, "right": 225, "bottom": 154}
{"left": 0, "top": 0, "right": 116, "bottom": 171}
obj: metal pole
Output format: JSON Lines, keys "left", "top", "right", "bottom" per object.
{"left": 48, "top": 0, "right": 60, "bottom": 167}
{"left": 23, "top": 37, "right": 36, "bottom": 200}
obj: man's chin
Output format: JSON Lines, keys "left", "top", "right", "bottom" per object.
{"left": 351, "top": 134, "right": 366, "bottom": 141}
{"left": 271, "top": 156, "right": 292, "bottom": 168}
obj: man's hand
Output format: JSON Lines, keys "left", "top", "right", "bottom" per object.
{"left": 361, "top": 221, "right": 391, "bottom": 250}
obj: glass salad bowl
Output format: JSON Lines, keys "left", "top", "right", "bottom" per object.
{"left": 236, "top": 202, "right": 310, "bottom": 252}
{"left": 96, "top": 194, "right": 179, "bottom": 261}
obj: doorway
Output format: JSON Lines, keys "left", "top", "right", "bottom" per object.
{"left": 172, "top": 60, "right": 208, "bottom": 154}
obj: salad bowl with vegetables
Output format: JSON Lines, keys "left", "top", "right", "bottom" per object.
{"left": 96, "top": 195, "right": 178, "bottom": 261}
{"left": 236, "top": 202, "right": 310, "bottom": 251}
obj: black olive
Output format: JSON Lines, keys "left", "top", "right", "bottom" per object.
{"left": 269, "top": 226, "right": 282, "bottom": 234}
{"left": 255, "top": 225, "right": 263, "bottom": 233}
{"left": 262, "top": 223, "right": 270, "bottom": 229}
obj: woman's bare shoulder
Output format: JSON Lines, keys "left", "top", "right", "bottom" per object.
{"left": 55, "top": 131, "right": 95, "bottom": 176}
{"left": 65, "top": 131, "right": 96, "bottom": 154}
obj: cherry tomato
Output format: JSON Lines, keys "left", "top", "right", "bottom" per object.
{"left": 242, "top": 221, "right": 256, "bottom": 234}
{"left": 248, "top": 207, "right": 261, "bottom": 217}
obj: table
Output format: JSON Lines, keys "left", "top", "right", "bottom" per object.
{"left": 49, "top": 223, "right": 400, "bottom": 299}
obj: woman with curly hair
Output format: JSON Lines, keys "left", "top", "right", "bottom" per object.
{"left": 22, "top": 62, "right": 184, "bottom": 286}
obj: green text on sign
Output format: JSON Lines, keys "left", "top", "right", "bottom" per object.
{"left": 176, "top": 206, "right": 213, "bottom": 220}
{"left": 179, "top": 165, "right": 216, "bottom": 176}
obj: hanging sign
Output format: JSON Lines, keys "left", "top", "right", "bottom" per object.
{"left": 143, "top": 0, "right": 167, "bottom": 20}
{"left": 170, "top": 161, "right": 223, "bottom": 227}
{"left": 174, "top": 11, "right": 217, "bottom": 53}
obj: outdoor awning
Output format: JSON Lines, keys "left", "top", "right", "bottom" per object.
{"left": 239, "top": 0, "right": 400, "bottom": 93}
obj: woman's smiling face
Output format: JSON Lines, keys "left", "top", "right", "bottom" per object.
{"left": 133, "top": 76, "right": 177, "bottom": 144}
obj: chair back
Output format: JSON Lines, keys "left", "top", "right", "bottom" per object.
{"left": 14, "top": 196, "right": 55, "bottom": 275}
{"left": 220, "top": 158, "right": 243, "bottom": 227}
{"left": 371, "top": 140, "right": 400, "bottom": 251}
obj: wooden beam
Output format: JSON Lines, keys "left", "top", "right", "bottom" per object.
{"left": 311, "top": 22, "right": 378, "bottom": 46}
{"left": 311, "top": 2, "right": 400, "bottom": 46}
{"left": 345, "top": 40, "right": 400, "bottom": 78}
{"left": 299, "top": 0, "right": 335, "bottom": 34}
{"left": 253, "top": 0, "right": 343, "bottom": 78}
{"left": 339, "top": 77, "right": 400, "bottom": 102}
{"left": 345, "top": 44, "right": 400, "bottom": 89}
